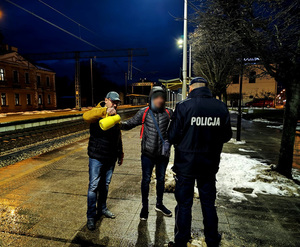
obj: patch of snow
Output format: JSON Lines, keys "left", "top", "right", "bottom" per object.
{"left": 266, "top": 125, "right": 283, "bottom": 130}
{"left": 228, "top": 138, "right": 246, "bottom": 145}
{"left": 165, "top": 153, "right": 300, "bottom": 203}
{"left": 217, "top": 153, "right": 300, "bottom": 202}
{"left": 267, "top": 125, "right": 300, "bottom": 131}
{"left": 231, "top": 127, "right": 237, "bottom": 131}
{"left": 252, "top": 118, "right": 279, "bottom": 124}
{"left": 238, "top": 148, "right": 255, "bottom": 153}
{"left": 229, "top": 110, "right": 238, "bottom": 114}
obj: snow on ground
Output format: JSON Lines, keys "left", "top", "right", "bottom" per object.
{"left": 238, "top": 148, "right": 256, "bottom": 153}
{"left": 228, "top": 138, "right": 246, "bottom": 145}
{"left": 267, "top": 124, "right": 300, "bottom": 131}
{"left": 217, "top": 153, "right": 300, "bottom": 202}
{"left": 252, "top": 118, "right": 279, "bottom": 124}
{"left": 165, "top": 153, "right": 300, "bottom": 203}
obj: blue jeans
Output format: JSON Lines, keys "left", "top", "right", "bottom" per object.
{"left": 174, "top": 175, "right": 219, "bottom": 247}
{"left": 87, "top": 158, "right": 115, "bottom": 219}
{"left": 141, "top": 155, "right": 168, "bottom": 207}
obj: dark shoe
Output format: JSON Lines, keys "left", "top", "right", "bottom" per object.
{"left": 140, "top": 207, "right": 149, "bottom": 221}
{"left": 155, "top": 204, "right": 172, "bottom": 217}
{"left": 206, "top": 233, "right": 222, "bottom": 247}
{"left": 102, "top": 209, "right": 116, "bottom": 219}
{"left": 87, "top": 218, "right": 95, "bottom": 231}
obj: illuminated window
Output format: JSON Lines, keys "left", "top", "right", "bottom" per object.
{"left": 1, "top": 93, "right": 7, "bottom": 105}
{"left": 26, "top": 94, "right": 31, "bottom": 105}
{"left": 15, "top": 93, "right": 20, "bottom": 105}
{"left": 38, "top": 95, "right": 42, "bottom": 105}
{"left": 0, "top": 69, "right": 4, "bottom": 81}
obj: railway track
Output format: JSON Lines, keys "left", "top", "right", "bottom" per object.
{"left": 0, "top": 107, "right": 141, "bottom": 167}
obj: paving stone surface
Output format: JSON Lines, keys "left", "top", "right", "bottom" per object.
{"left": 0, "top": 127, "right": 299, "bottom": 246}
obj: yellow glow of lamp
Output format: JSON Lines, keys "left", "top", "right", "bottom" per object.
{"left": 99, "top": 114, "right": 121, "bottom": 131}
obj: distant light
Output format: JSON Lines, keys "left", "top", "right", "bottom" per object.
{"left": 177, "top": 38, "right": 184, "bottom": 48}
{"left": 0, "top": 10, "right": 3, "bottom": 19}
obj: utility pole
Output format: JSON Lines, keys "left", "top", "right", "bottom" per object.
{"left": 182, "top": 0, "right": 188, "bottom": 99}
{"left": 75, "top": 52, "right": 81, "bottom": 110}
{"left": 90, "top": 58, "right": 94, "bottom": 106}
{"left": 189, "top": 44, "right": 192, "bottom": 82}
{"left": 125, "top": 72, "right": 128, "bottom": 104}
{"left": 236, "top": 58, "right": 244, "bottom": 141}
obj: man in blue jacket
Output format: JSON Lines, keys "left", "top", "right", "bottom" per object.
{"left": 168, "top": 77, "right": 232, "bottom": 247}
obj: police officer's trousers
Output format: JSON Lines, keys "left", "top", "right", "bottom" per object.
{"left": 174, "top": 175, "right": 219, "bottom": 247}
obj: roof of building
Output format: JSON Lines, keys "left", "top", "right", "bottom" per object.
{"left": 0, "top": 52, "right": 55, "bottom": 73}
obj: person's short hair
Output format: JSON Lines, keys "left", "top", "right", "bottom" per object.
{"left": 190, "top": 82, "right": 207, "bottom": 89}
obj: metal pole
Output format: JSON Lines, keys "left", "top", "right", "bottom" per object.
{"left": 90, "top": 58, "right": 94, "bottom": 106}
{"left": 189, "top": 44, "right": 192, "bottom": 82}
{"left": 236, "top": 58, "right": 244, "bottom": 141}
{"left": 75, "top": 52, "right": 81, "bottom": 110}
{"left": 182, "top": 0, "right": 188, "bottom": 99}
{"left": 125, "top": 72, "right": 127, "bottom": 104}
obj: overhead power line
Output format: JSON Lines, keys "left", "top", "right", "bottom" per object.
{"left": 5, "top": 0, "right": 103, "bottom": 51}
{"left": 37, "top": 0, "right": 101, "bottom": 38}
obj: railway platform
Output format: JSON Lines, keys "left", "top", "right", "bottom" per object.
{"left": 0, "top": 127, "right": 300, "bottom": 247}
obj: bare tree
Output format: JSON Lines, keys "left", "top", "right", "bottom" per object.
{"left": 193, "top": 0, "right": 300, "bottom": 177}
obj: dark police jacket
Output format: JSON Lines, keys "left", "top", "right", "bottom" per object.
{"left": 168, "top": 87, "right": 232, "bottom": 178}
{"left": 121, "top": 106, "right": 173, "bottom": 159}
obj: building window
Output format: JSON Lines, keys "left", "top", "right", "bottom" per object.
{"left": 15, "top": 93, "right": 20, "bottom": 105}
{"left": 38, "top": 95, "right": 42, "bottom": 105}
{"left": 13, "top": 70, "right": 19, "bottom": 83}
{"left": 37, "top": 75, "right": 41, "bottom": 86}
{"left": 1, "top": 93, "right": 7, "bottom": 106}
{"left": 232, "top": 74, "right": 239, "bottom": 84}
{"left": 26, "top": 94, "right": 31, "bottom": 105}
{"left": 0, "top": 69, "right": 5, "bottom": 81}
{"left": 47, "top": 94, "right": 51, "bottom": 104}
{"left": 25, "top": 72, "right": 30, "bottom": 84}
{"left": 249, "top": 71, "right": 256, "bottom": 83}
{"left": 46, "top": 76, "right": 50, "bottom": 87}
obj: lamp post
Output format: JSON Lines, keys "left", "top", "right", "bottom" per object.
{"left": 182, "top": 0, "right": 188, "bottom": 99}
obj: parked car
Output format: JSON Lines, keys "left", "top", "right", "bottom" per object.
{"left": 245, "top": 98, "right": 274, "bottom": 107}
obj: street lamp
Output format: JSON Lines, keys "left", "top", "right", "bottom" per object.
{"left": 177, "top": 36, "right": 192, "bottom": 91}
{"left": 177, "top": 38, "right": 183, "bottom": 49}
{"left": 182, "top": 0, "right": 188, "bottom": 99}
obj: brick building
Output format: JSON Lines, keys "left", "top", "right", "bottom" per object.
{"left": 0, "top": 46, "right": 56, "bottom": 113}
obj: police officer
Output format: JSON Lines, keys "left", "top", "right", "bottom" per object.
{"left": 167, "top": 77, "right": 232, "bottom": 247}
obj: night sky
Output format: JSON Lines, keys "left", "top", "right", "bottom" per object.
{"left": 0, "top": 0, "right": 191, "bottom": 85}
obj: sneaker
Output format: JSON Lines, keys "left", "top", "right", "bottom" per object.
{"left": 140, "top": 207, "right": 149, "bottom": 221}
{"left": 155, "top": 204, "right": 172, "bottom": 217}
{"left": 87, "top": 218, "right": 96, "bottom": 231}
{"left": 102, "top": 209, "right": 116, "bottom": 219}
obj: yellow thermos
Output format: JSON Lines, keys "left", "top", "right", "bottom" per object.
{"left": 99, "top": 114, "right": 121, "bottom": 131}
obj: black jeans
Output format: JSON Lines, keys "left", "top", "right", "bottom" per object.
{"left": 141, "top": 155, "right": 168, "bottom": 207}
{"left": 174, "top": 174, "right": 219, "bottom": 247}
